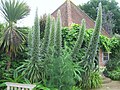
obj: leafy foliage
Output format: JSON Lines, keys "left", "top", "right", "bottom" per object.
{"left": 45, "top": 50, "right": 82, "bottom": 90}
{"left": 0, "top": 0, "right": 30, "bottom": 23}
{"left": 0, "top": 0, "right": 30, "bottom": 70}
{"left": 79, "top": 0, "right": 120, "bottom": 34}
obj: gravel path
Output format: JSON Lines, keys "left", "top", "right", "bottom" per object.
{"left": 92, "top": 81, "right": 120, "bottom": 90}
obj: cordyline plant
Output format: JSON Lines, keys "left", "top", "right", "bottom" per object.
{"left": 40, "top": 14, "right": 51, "bottom": 58}
{"left": 0, "top": 0, "right": 30, "bottom": 69}
{"left": 71, "top": 19, "right": 86, "bottom": 59}
{"left": 82, "top": 3, "right": 102, "bottom": 89}
{"left": 54, "top": 10, "right": 62, "bottom": 58}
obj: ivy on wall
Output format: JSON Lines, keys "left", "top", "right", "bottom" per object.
{"left": 62, "top": 24, "right": 120, "bottom": 56}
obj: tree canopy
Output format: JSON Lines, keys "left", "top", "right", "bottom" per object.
{"left": 79, "top": 0, "right": 120, "bottom": 34}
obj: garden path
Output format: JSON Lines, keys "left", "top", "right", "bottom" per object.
{"left": 92, "top": 80, "right": 120, "bottom": 90}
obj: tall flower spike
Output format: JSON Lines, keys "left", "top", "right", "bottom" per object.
{"left": 32, "top": 8, "right": 40, "bottom": 61}
{"left": 54, "top": 10, "right": 62, "bottom": 57}
{"left": 71, "top": 19, "right": 86, "bottom": 59}
{"left": 40, "top": 14, "right": 51, "bottom": 58}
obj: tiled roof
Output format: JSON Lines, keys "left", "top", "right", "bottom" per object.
{"left": 51, "top": 0, "right": 110, "bottom": 37}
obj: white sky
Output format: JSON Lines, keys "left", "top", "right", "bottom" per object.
{"left": 0, "top": 0, "right": 120, "bottom": 27}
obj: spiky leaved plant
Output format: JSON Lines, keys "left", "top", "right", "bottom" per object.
{"left": 28, "top": 29, "right": 33, "bottom": 57}
{"left": 31, "top": 9, "right": 40, "bottom": 61}
{"left": 48, "top": 17, "right": 55, "bottom": 54}
{"left": 82, "top": 3, "right": 102, "bottom": 89}
{"left": 40, "top": 14, "right": 51, "bottom": 58}
{"left": 85, "top": 3, "right": 102, "bottom": 69}
{"left": 71, "top": 19, "right": 86, "bottom": 59}
{"left": 19, "top": 9, "right": 43, "bottom": 83}
{"left": 54, "top": 10, "right": 62, "bottom": 57}
{"left": 49, "top": 17, "right": 55, "bottom": 47}
{"left": 0, "top": 0, "right": 30, "bottom": 69}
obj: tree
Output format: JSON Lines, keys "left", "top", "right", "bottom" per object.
{"left": 79, "top": 0, "right": 120, "bottom": 34}
{"left": 81, "top": 3, "right": 102, "bottom": 89}
{"left": 0, "top": 0, "right": 30, "bottom": 69}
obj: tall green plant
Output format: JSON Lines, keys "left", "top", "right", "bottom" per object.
{"left": 54, "top": 10, "right": 62, "bottom": 57}
{"left": 85, "top": 3, "right": 102, "bottom": 69}
{"left": 82, "top": 3, "right": 102, "bottom": 89}
{"left": 49, "top": 18, "right": 55, "bottom": 47}
{"left": 32, "top": 9, "right": 40, "bottom": 61}
{"left": 40, "top": 14, "right": 51, "bottom": 58}
{"left": 71, "top": 19, "right": 86, "bottom": 59}
{"left": 0, "top": 0, "right": 30, "bottom": 69}
{"left": 28, "top": 30, "right": 33, "bottom": 57}
{"left": 18, "top": 9, "right": 43, "bottom": 83}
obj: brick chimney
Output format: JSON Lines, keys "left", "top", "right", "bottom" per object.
{"left": 66, "top": 0, "right": 73, "bottom": 26}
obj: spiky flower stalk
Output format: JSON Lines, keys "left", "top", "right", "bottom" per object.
{"left": 54, "top": 10, "right": 62, "bottom": 57}
{"left": 40, "top": 14, "right": 51, "bottom": 58}
{"left": 24, "top": 9, "right": 42, "bottom": 83}
{"left": 71, "top": 19, "right": 86, "bottom": 59}
{"left": 32, "top": 9, "right": 40, "bottom": 61}
{"left": 28, "top": 30, "right": 33, "bottom": 56}
{"left": 49, "top": 17, "right": 55, "bottom": 47}
{"left": 82, "top": 3, "right": 102, "bottom": 89}
{"left": 84, "top": 3, "right": 102, "bottom": 67}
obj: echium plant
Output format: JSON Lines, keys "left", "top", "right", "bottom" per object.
{"left": 28, "top": 29, "right": 33, "bottom": 57}
{"left": 82, "top": 3, "right": 102, "bottom": 89}
{"left": 19, "top": 9, "right": 42, "bottom": 83}
{"left": 71, "top": 19, "right": 86, "bottom": 59}
{"left": 40, "top": 14, "right": 51, "bottom": 58}
{"left": 84, "top": 3, "right": 102, "bottom": 69}
{"left": 48, "top": 17, "right": 55, "bottom": 54}
{"left": 31, "top": 9, "right": 40, "bottom": 61}
{"left": 54, "top": 10, "right": 62, "bottom": 57}
{"left": 49, "top": 17, "right": 55, "bottom": 47}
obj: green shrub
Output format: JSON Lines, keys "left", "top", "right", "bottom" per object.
{"left": 90, "top": 71, "right": 102, "bottom": 88}
{"left": 106, "top": 58, "right": 120, "bottom": 71}
{"left": 107, "top": 67, "right": 120, "bottom": 80}
{"left": 45, "top": 49, "right": 83, "bottom": 90}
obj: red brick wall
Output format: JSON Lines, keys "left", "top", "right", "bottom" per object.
{"left": 99, "top": 49, "right": 105, "bottom": 66}
{"left": 71, "top": 2, "right": 95, "bottom": 29}
{"left": 51, "top": 2, "right": 68, "bottom": 26}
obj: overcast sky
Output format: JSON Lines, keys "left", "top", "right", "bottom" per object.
{"left": 0, "top": 0, "right": 120, "bottom": 27}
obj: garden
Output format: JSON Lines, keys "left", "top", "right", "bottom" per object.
{"left": 0, "top": 0, "right": 120, "bottom": 90}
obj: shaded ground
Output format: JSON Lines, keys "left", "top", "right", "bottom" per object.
{"left": 92, "top": 81, "right": 120, "bottom": 90}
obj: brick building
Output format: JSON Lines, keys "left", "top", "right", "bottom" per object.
{"left": 51, "top": 0, "right": 110, "bottom": 66}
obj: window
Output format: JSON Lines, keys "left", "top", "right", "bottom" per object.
{"left": 102, "top": 52, "right": 110, "bottom": 64}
